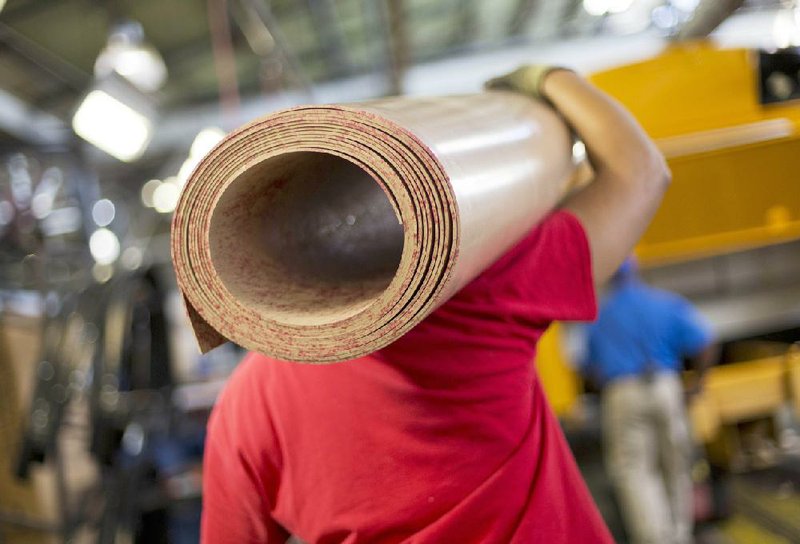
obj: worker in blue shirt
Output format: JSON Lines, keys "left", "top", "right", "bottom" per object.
{"left": 583, "top": 258, "right": 716, "bottom": 544}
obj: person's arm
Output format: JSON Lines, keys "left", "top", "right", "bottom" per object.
{"left": 672, "top": 298, "right": 718, "bottom": 397}
{"left": 540, "top": 70, "right": 671, "bottom": 284}
{"left": 487, "top": 66, "right": 671, "bottom": 284}
{"left": 685, "top": 343, "right": 718, "bottom": 397}
{"left": 201, "top": 358, "right": 289, "bottom": 544}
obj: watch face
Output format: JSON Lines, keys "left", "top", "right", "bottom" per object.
{"left": 758, "top": 48, "right": 800, "bottom": 105}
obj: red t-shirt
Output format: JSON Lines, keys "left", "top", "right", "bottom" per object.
{"left": 201, "top": 210, "right": 613, "bottom": 543}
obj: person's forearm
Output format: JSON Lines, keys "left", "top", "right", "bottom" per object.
{"left": 541, "top": 70, "right": 668, "bottom": 188}
{"left": 693, "top": 344, "right": 718, "bottom": 379}
{"left": 540, "top": 70, "right": 670, "bottom": 282}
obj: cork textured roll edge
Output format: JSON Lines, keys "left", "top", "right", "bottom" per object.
{"left": 171, "top": 92, "right": 576, "bottom": 362}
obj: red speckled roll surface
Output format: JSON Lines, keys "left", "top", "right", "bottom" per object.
{"left": 171, "top": 92, "right": 576, "bottom": 362}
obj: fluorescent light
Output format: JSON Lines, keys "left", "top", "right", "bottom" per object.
{"left": 153, "top": 179, "right": 180, "bottom": 213}
{"left": 94, "top": 20, "right": 167, "bottom": 93}
{"left": 72, "top": 90, "right": 152, "bottom": 162}
{"left": 584, "top": 0, "right": 609, "bottom": 16}
{"left": 0, "top": 200, "right": 14, "bottom": 226}
{"left": 177, "top": 156, "right": 199, "bottom": 186}
{"left": 40, "top": 207, "right": 82, "bottom": 236}
{"left": 96, "top": 45, "right": 167, "bottom": 93}
{"left": 141, "top": 179, "right": 161, "bottom": 207}
{"left": 177, "top": 127, "right": 227, "bottom": 185}
{"left": 608, "top": 0, "right": 634, "bottom": 14}
{"left": 191, "top": 127, "right": 226, "bottom": 158}
{"left": 652, "top": 5, "right": 679, "bottom": 30}
{"left": 92, "top": 198, "right": 116, "bottom": 227}
{"left": 92, "top": 263, "right": 114, "bottom": 283}
{"left": 121, "top": 246, "right": 143, "bottom": 270}
{"left": 774, "top": 9, "right": 800, "bottom": 49}
{"left": 89, "top": 228, "right": 120, "bottom": 265}
{"left": 670, "top": 0, "right": 700, "bottom": 12}
{"left": 583, "top": 0, "right": 634, "bottom": 17}
{"left": 31, "top": 193, "right": 54, "bottom": 219}
{"left": 572, "top": 141, "right": 587, "bottom": 162}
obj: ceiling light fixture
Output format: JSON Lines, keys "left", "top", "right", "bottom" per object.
{"left": 72, "top": 74, "right": 155, "bottom": 162}
{"left": 774, "top": 8, "right": 800, "bottom": 49}
{"left": 95, "top": 20, "right": 167, "bottom": 93}
{"left": 583, "top": 0, "right": 635, "bottom": 16}
{"left": 73, "top": 90, "right": 152, "bottom": 162}
{"left": 89, "top": 228, "right": 121, "bottom": 265}
{"left": 177, "top": 127, "right": 227, "bottom": 186}
{"left": 153, "top": 178, "right": 180, "bottom": 214}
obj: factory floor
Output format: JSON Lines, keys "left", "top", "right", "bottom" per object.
{"left": 567, "top": 426, "right": 800, "bottom": 544}
{"left": 698, "top": 463, "right": 800, "bottom": 544}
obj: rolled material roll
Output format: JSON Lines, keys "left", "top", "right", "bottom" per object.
{"left": 172, "top": 92, "right": 576, "bottom": 362}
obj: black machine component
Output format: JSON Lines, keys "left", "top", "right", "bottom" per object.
{"left": 91, "top": 270, "right": 173, "bottom": 466}
{"left": 14, "top": 291, "right": 100, "bottom": 479}
{"left": 758, "top": 47, "right": 800, "bottom": 105}
{"left": 11, "top": 268, "right": 177, "bottom": 544}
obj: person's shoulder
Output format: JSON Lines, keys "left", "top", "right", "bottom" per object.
{"left": 228, "top": 351, "right": 274, "bottom": 383}
{"left": 210, "top": 352, "right": 284, "bottom": 456}
{"left": 649, "top": 285, "right": 691, "bottom": 307}
{"left": 214, "top": 352, "right": 276, "bottom": 413}
{"left": 624, "top": 280, "right": 666, "bottom": 299}
{"left": 600, "top": 282, "right": 659, "bottom": 314}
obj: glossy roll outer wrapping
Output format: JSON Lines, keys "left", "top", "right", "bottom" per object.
{"left": 171, "top": 92, "right": 577, "bottom": 362}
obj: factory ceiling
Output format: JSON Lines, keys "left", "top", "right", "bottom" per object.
{"left": 0, "top": 0, "right": 787, "bottom": 151}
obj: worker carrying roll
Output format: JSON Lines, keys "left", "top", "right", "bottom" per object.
{"left": 173, "top": 89, "right": 581, "bottom": 361}
{"left": 185, "top": 67, "right": 670, "bottom": 543}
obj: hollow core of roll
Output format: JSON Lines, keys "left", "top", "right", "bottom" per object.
{"left": 209, "top": 151, "right": 405, "bottom": 327}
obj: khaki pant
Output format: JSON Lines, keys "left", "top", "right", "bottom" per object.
{"left": 602, "top": 373, "right": 693, "bottom": 544}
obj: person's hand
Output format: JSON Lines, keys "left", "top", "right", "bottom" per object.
{"left": 684, "top": 376, "right": 706, "bottom": 403}
{"left": 484, "top": 64, "right": 569, "bottom": 101}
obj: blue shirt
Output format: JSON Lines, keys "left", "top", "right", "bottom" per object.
{"left": 583, "top": 280, "right": 713, "bottom": 385}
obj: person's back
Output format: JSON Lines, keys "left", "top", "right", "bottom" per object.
{"left": 202, "top": 211, "right": 612, "bottom": 543}
{"left": 585, "top": 278, "right": 713, "bottom": 385}
{"left": 584, "top": 267, "right": 714, "bottom": 544}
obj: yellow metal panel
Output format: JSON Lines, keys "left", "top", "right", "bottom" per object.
{"left": 591, "top": 43, "right": 800, "bottom": 265}
{"left": 787, "top": 346, "right": 800, "bottom": 418}
{"left": 720, "top": 515, "right": 792, "bottom": 544}
{"left": 704, "top": 358, "right": 787, "bottom": 423}
{"left": 548, "top": 47, "right": 800, "bottom": 429}
{"left": 638, "top": 137, "right": 800, "bottom": 264}
{"left": 589, "top": 44, "right": 764, "bottom": 138}
{"left": 688, "top": 357, "right": 789, "bottom": 444}
{"left": 535, "top": 324, "right": 581, "bottom": 417}
{"left": 688, "top": 393, "right": 722, "bottom": 443}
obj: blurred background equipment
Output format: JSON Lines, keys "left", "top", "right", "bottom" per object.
{"left": 1, "top": 0, "right": 800, "bottom": 542}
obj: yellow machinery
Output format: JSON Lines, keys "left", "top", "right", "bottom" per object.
{"left": 537, "top": 43, "right": 800, "bottom": 461}
{"left": 592, "top": 42, "right": 800, "bottom": 266}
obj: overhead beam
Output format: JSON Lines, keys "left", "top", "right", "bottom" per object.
{"left": 0, "top": 0, "right": 61, "bottom": 23}
{"left": 0, "top": 22, "right": 89, "bottom": 92}
{"left": 559, "top": 0, "right": 585, "bottom": 38}
{"left": 233, "top": 0, "right": 314, "bottom": 96}
{"left": 673, "top": 0, "right": 746, "bottom": 41}
{"left": 359, "top": 0, "right": 391, "bottom": 90}
{"left": 385, "top": 0, "right": 408, "bottom": 95}
{"left": 451, "top": 0, "right": 479, "bottom": 46}
{"left": 303, "top": 0, "right": 352, "bottom": 77}
{"left": 507, "top": 0, "right": 540, "bottom": 36}
{"left": 0, "top": 89, "right": 68, "bottom": 146}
